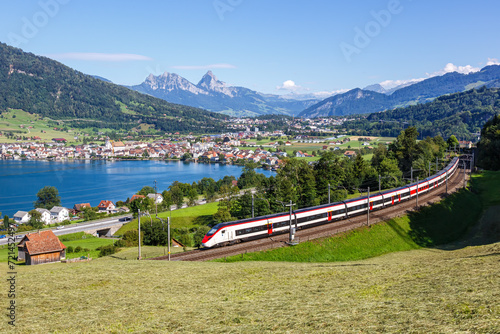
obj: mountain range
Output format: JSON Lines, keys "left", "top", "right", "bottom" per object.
{"left": 0, "top": 42, "right": 226, "bottom": 134}
{"left": 129, "top": 71, "right": 319, "bottom": 117}
{"left": 300, "top": 65, "right": 500, "bottom": 118}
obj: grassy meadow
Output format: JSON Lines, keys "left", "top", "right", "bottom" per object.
{"left": 2, "top": 171, "right": 498, "bottom": 333}
{"left": 5, "top": 239, "right": 499, "bottom": 333}
{"left": 115, "top": 202, "right": 218, "bottom": 235}
{"left": 0, "top": 109, "right": 94, "bottom": 143}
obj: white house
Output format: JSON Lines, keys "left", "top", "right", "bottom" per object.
{"left": 147, "top": 193, "right": 163, "bottom": 204}
{"left": 50, "top": 206, "right": 69, "bottom": 222}
{"left": 35, "top": 208, "right": 52, "bottom": 225}
{"left": 97, "top": 200, "right": 116, "bottom": 214}
{"left": 13, "top": 211, "right": 30, "bottom": 224}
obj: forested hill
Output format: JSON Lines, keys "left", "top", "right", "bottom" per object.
{"left": 0, "top": 42, "right": 226, "bottom": 133}
{"left": 343, "top": 87, "right": 500, "bottom": 141}
{"left": 300, "top": 65, "right": 500, "bottom": 118}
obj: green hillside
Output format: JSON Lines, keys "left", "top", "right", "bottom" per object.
{"left": 0, "top": 42, "right": 226, "bottom": 134}
{"left": 343, "top": 87, "right": 500, "bottom": 140}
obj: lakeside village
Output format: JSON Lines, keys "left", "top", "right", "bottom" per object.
{"left": 0, "top": 117, "right": 348, "bottom": 167}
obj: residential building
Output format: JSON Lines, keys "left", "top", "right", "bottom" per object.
{"left": 97, "top": 200, "right": 116, "bottom": 214}
{"left": 35, "top": 208, "right": 52, "bottom": 225}
{"left": 147, "top": 193, "right": 163, "bottom": 204}
{"left": 13, "top": 211, "right": 30, "bottom": 224}
{"left": 50, "top": 206, "right": 69, "bottom": 222}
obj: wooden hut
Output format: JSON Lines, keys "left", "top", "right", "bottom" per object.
{"left": 17, "top": 230, "right": 66, "bottom": 265}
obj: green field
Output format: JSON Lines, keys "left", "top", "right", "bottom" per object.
{"left": 115, "top": 201, "right": 219, "bottom": 235}
{"left": 2, "top": 171, "right": 499, "bottom": 332}
{"left": 6, "top": 238, "right": 499, "bottom": 333}
{"left": 0, "top": 109, "right": 113, "bottom": 143}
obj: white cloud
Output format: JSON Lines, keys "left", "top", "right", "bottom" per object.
{"left": 486, "top": 58, "right": 500, "bottom": 66}
{"left": 379, "top": 78, "right": 425, "bottom": 90}
{"left": 277, "top": 80, "right": 302, "bottom": 91}
{"left": 427, "top": 62, "right": 480, "bottom": 77}
{"left": 379, "top": 61, "right": 488, "bottom": 90}
{"left": 43, "top": 52, "right": 153, "bottom": 62}
{"left": 311, "top": 89, "right": 349, "bottom": 98}
{"left": 171, "top": 64, "right": 236, "bottom": 70}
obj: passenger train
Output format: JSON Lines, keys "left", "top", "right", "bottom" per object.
{"left": 201, "top": 157, "right": 460, "bottom": 248}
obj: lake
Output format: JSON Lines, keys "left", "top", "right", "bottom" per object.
{"left": 0, "top": 160, "right": 275, "bottom": 217}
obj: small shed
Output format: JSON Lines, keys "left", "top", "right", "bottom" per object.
{"left": 17, "top": 230, "right": 66, "bottom": 265}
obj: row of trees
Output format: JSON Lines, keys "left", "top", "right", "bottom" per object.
{"left": 213, "top": 127, "right": 452, "bottom": 223}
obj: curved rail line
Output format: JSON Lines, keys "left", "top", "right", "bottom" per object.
{"left": 150, "top": 161, "right": 466, "bottom": 262}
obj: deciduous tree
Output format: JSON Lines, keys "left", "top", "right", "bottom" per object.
{"left": 33, "top": 186, "right": 61, "bottom": 209}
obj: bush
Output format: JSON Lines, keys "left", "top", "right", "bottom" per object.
{"left": 193, "top": 226, "right": 211, "bottom": 248}
{"left": 177, "top": 234, "right": 192, "bottom": 248}
{"left": 114, "top": 239, "right": 127, "bottom": 247}
{"left": 66, "top": 246, "right": 74, "bottom": 253}
{"left": 83, "top": 248, "right": 90, "bottom": 252}
{"left": 97, "top": 244, "right": 118, "bottom": 257}
{"left": 74, "top": 246, "right": 82, "bottom": 253}
{"left": 123, "top": 229, "right": 141, "bottom": 246}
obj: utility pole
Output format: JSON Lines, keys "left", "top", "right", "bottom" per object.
{"left": 379, "top": 175, "right": 381, "bottom": 193}
{"left": 367, "top": 187, "right": 370, "bottom": 226}
{"left": 463, "top": 160, "right": 466, "bottom": 189}
{"left": 167, "top": 216, "right": 171, "bottom": 261}
{"left": 154, "top": 180, "right": 158, "bottom": 217}
{"left": 252, "top": 193, "right": 254, "bottom": 218}
{"left": 471, "top": 151, "right": 475, "bottom": 174}
{"left": 287, "top": 200, "right": 295, "bottom": 244}
{"left": 446, "top": 169, "right": 448, "bottom": 194}
{"left": 328, "top": 183, "right": 331, "bottom": 204}
{"left": 411, "top": 167, "right": 413, "bottom": 183}
{"left": 416, "top": 177, "right": 419, "bottom": 208}
{"left": 428, "top": 162, "right": 431, "bottom": 177}
{"left": 436, "top": 157, "right": 438, "bottom": 174}
{"left": 138, "top": 209, "right": 142, "bottom": 260}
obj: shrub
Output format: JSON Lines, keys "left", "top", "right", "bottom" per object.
{"left": 66, "top": 246, "right": 74, "bottom": 253}
{"left": 177, "top": 234, "right": 192, "bottom": 248}
{"left": 83, "top": 248, "right": 90, "bottom": 252}
{"left": 193, "top": 226, "right": 211, "bottom": 248}
{"left": 114, "top": 239, "right": 127, "bottom": 247}
{"left": 123, "top": 230, "right": 141, "bottom": 246}
{"left": 97, "top": 244, "right": 118, "bottom": 257}
{"left": 74, "top": 246, "right": 82, "bottom": 253}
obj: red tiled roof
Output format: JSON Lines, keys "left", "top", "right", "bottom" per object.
{"left": 18, "top": 230, "right": 66, "bottom": 255}
{"left": 98, "top": 200, "right": 114, "bottom": 208}
{"left": 130, "top": 194, "right": 145, "bottom": 202}
{"left": 74, "top": 203, "right": 91, "bottom": 211}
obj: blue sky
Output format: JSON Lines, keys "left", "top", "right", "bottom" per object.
{"left": 1, "top": 0, "right": 499, "bottom": 96}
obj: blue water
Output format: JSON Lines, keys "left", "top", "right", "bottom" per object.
{"left": 0, "top": 160, "right": 275, "bottom": 217}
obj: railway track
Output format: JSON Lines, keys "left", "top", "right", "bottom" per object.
{"left": 150, "top": 167, "right": 466, "bottom": 262}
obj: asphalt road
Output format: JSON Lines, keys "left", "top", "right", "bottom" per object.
{"left": 0, "top": 214, "right": 133, "bottom": 245}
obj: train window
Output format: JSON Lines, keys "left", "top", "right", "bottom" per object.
{"left": 207, "top": 227, "right": 218, "bottom": 236}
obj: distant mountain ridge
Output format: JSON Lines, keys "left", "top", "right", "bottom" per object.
{"left": 300, "top": 65, "right": 500, "bottom": 118}
{"left": 0, "top": 42, "right": 226, "bottom": 133}
{"left": 130, "top": 71, "right": 319, "bottom": 117}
